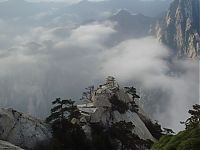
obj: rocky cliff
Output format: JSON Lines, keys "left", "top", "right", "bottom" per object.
{"left": 78, "top": 77, "right": 161, "bottom": 147}
{"left": 0, "top": 108, "right": 51, "bottom": 149}
{"left": 0, "top": 140, "right": 24, "bottom": 150}
{"left": 153, "top": 0, "right": 200, "bottom": 58}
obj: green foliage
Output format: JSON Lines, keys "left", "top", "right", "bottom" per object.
{"left": 141, "top": 117, "right": 163, "bottom": 140}
{"left": 124, "top": 86, "right": 140, "bottom": 100}
{"left": 43, "top": 85, "right": 151, "bottom": 150}
{"left": 90, "top": 123, "right": 115, "bottom": 150}
{"left": 51, "top": 121, "right": 90, "bottom": 150}
{"left": 150, "top": 123, "right": 163, "bottom": 139}
{"left": 46, "top": 98, "right": 81, "bottom": 123}
{"left": 129, "top": 100, "right": 139, "bottom": 112}
{"left": 110, "top": 121, "right": 137, "bottom": 149}
{"left": 110, "top": 121, "right": 153, "bottom": 150}
{"left": 151, "top": 126, "right": 200, "bottom": 150}
{"left": 181, "top": 104, "right": 200, "bottom": 130}
{"left": 163, "top": 128, "right": 175, "bottom": 135}
{"left": 81, "top": 86, "right": 94, "bottom": 102}
{"left": 152, "top": 104, "right": 200, "bottom": 150}
{"left": 151, "top": 135, "right": 172, "bottom": 150}
{"left": 45, "top": 98, "right": 90, "bottom": 150}
{"left": 125, "top": 86, "right": 140, "bottom": 113}
{"left": 109, "top": 95, "right": 129, "bottom": 114}
{"left": 90, "top": 121, "right": 153, "bottom": 150}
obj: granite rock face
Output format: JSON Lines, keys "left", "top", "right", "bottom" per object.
{"left": 152, "top": 0, "right": 200, "bottom": 58}
{"left": 0, "top": 108, "right": 51, "bottom": 149}
{"left": 78, "top": 76, "right": 156, "bottom": 142}
{"left": 0, "top": 140, "right": 24, "bottom": 150}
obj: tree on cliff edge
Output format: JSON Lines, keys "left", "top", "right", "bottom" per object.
{"left": 125, "top": 86, "right": 140, "bottom": 112}
{"left": 181, "top": 104, "right": 200, "bottom": 129}
{"left": 46, "top": 98, "right": 89, "bottom": 150}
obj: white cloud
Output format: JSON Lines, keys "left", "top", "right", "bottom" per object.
{"left": 0, "top": 21, "right": 115, "bottom": 116}
{"left": 0, "top": 17, "right": 198, "bottom": 132}
{"left": 0, "top": 0, "right": 107, "bottom": 3}
{"left": 26, "top": 0, "right": 81, "bottom": 3}
{"left": 101, "top": 37, "right": 170, "bottom": 84}
{"left": 100, "top": 38, "right": 199, "bottom": 131}
{"left": 56, "top": 22, "right": 116, "bottom": 49}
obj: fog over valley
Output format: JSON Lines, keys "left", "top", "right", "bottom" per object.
{"left": 0, "top": 0, "right": 198, "bottom": 132}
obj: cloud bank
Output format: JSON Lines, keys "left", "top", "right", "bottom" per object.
{"left": 100, "top": 38, "right": 199, "bottom": 131}
{"left": 0, "top": 14, "right": 198, "bottom": 131}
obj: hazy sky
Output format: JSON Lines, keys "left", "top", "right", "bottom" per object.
{"left": 0, "top": 0, "right": 164, "bottom": 2}
{"left": 0, "top": 0, "right": 104, "bottom": 2}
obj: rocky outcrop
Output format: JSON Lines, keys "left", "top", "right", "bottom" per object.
{"left": 78, "top": 77, "right": 158, "bottom": 143}
{"left": 152, "top": 0, "right": 200, "bottom": 58}
{"left": 0, "top": 140, "right": 23, "bottom": 150}
{"left": 0, "top": 108, "right": 51, "bottom": 149}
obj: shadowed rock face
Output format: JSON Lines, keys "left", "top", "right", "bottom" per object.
{"left": 0, "top": 140, "right": 23, "bottom": 150}
{"left": 78, "top": 77, "right": 156, "bottom": 142}
{"left": 154, "top": 0, "right": 200, "bottom": 58}
{"left": 0, "top": 108, "right": 51, "bottom": 149}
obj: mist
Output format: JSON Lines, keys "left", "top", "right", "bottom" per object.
{"left": 0, "top": 0, "right": 198, "bottom": 132}
{"left": 100, "top": 37, "right": 199, "bottom": 131}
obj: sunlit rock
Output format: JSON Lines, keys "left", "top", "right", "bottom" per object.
{"left": 78, "top": 76, "right": 156, "bottom": 141}
{"left": 0, "top": 140, "right": 23, "bottom": 150}
{"left": 152, "top": 0, "right": 200, "bottom": 58}
{"left": 0, "top": 108, "right": 51, "bottom": 149}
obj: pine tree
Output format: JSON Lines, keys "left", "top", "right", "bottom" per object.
{"left": 181, "top": 104, "right": 200, "bottom": 129}
{"left": 110, "top": 121, "right": 136, "bottom": 149}
{"left": 142, "top": 119, "right": 163, "bottom": 140}
{"left": 46, "top": 98, "right": 80, "bottom": 123}
{"left": 81, "top": 86, "right": 94, "bottom": 102}
{"left": 163, "top": 128, "right": 175, "bottom": 135}
{"left": 124, "top": 86, "right": 140, "bottom": 112}
{"left": 109, "top": 121, "right": 153, "bottom": 150}
{"left": 45, "top": 98, "right": 89, "bottom": 150}
{"left": 109, "top": 94, "right": 129, "bottom": 114}
{"left": 124, "top": 86, "right": 140, "bottom": 100}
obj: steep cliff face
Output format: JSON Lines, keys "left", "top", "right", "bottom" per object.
{"left": 78, "top": 77, "right": 160, "bottom": 146}
{"left": 0, "top": 108, "right": 51, "bottom": 149}
{"left": 154, "top": 0, "right": 200, "bottom": 58}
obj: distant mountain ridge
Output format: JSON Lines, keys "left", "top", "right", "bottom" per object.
{"left": 68, "top": 0, "right": 171, "bottom": 17}
{"left": 152, "top": 0, "right": 200, "bottom": 58}
{"left": 0, "top": 0, "right": 66, "bottom": 18}
{"left": 109, "top": 9, "right": 154, "bottom": 38}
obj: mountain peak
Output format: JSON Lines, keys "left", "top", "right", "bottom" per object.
{"left": 116, "top": 9, "right": 132, "bottom": 16}
{"left": 77, "top": 76, "right": 157, "bottom": 142}
{"left": 112, "top": 9, "right": 147, "bottom": 20}
{"left": 153, "top": 0, "right": 200, "bottom": 58}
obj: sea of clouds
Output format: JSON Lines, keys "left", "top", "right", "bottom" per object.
{"left": 0, "top": 4, "right": 198, "bottom": 131}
